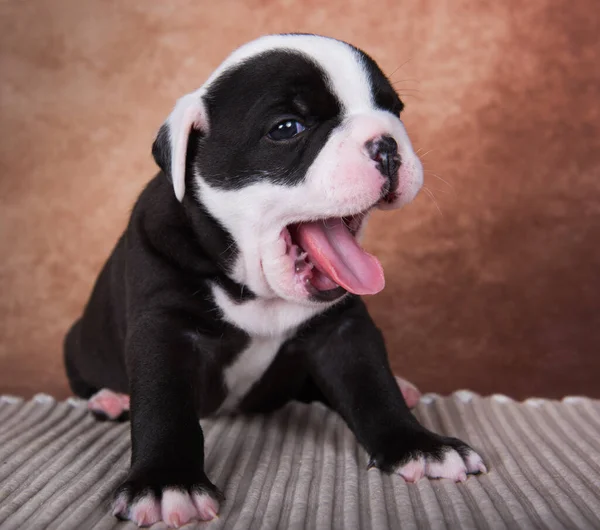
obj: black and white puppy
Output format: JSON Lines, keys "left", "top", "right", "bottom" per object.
{"left": 64, "top": 34, "right": 486, "bottom": 527}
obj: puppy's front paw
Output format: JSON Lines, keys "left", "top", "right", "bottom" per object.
{"left": 113, "top": 471, "right": 222, "bottom": 527}
{"left": 370, "top": 433, "right": 487, "bottom": 483}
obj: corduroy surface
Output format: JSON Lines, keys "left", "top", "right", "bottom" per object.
{"left": 1, "top": 393, "right": 599, "bottom": 529}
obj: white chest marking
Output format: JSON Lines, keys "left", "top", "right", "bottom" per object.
{"left": 211, "top": 284, "right": 323, "bottom": 337}
{"left": 212, "top": 283, "right": 327, "bottom": 411}
{"left": 219, "top": 334, "right": 289, "bottom": 412}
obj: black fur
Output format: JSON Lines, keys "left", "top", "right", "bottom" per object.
{"left": 64, "top": 38, "right": 479, "bottom": 521}
{"left": 193, "top": 50, "right": 343, "bottom": 190}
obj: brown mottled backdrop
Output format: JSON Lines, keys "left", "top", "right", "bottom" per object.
{"left": 1, "top": 0, "right": 599, "bottom": 400}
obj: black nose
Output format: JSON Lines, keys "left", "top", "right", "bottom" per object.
{"left": 365, "top": 135, "right": 400, "bottom": 179}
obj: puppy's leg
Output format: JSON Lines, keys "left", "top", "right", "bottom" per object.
{"left": 113, "top": 316, "right": 221, "bottom": 527}
{"left": 307, "top": 298, "right": 486, "bottom": 482}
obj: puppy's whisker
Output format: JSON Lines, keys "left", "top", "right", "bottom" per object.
{"left": 422, "top": 186, "right": 443, "bottom": 216}
{"left": 432, "top": 187, "right": 453, "bottom": 196}
{"left": 390, "top": 78, "right": 420, "bottom": 85}
{"left": 423, "top": 170, "right": 454, "bottom": 189}
{"left": 220, "top": 240, "right": 238, "bottom": 258}
{"left": 391, "top": 85, "right": 421, "bottom": 92}
{"left": 397, "top": 93, "right": 421, "bottom": 100}
{"left": 417, "top": 149, "right": 435, "bottom": 160}
{"left": 388, "top": 56, "right": 415, "bottom": 79}
{"left": 423, "top": 184, "right": 451, "bottom": 195}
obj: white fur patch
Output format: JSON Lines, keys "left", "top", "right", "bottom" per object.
{"left": 113, "top": 489, "right": 219, "bottom": 527}
{"left": 212, "top": 283, "right": 318, "bottom": 411}
{"left": 219, "top": 334, "right": 289, "bottom": 412}
{"left": 161, "top": 489, "right": 199, "bottom": 527}
{"left": 464, "top": 449, "right": 488, "bottom": 474}
{"left": 211, "top": 283, "right": 323, "bottom": 336}
{"left": 425, "top": 449, "right": 468, "bottom": 481}
{"left": 396, "top": 447, "right": 486, "bottom": 483}
{"left": 128, "top": 494, "right": 161, "bottom": 527}
{"left": 212, "top": 279, "right": 427, "bottom": 413}
{"left": 396, "top": 455, "right": 425, "bottom": 482}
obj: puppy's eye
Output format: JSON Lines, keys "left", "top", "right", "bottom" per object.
{"left": 268, "top": 119, "right": 306, "bottom": 141}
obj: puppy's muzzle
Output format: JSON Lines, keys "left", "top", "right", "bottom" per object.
{"left": 365, "top": 135, "right": 401, "bottom": 192}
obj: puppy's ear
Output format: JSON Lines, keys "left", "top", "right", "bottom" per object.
{"left": 152, "top": 92, "right": 209, "bottom": 202}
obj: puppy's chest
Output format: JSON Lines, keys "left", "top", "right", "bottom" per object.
{"left": 211, "top": 284, "right": 323, "bottom": 411}
{"left": 218, "top": 333, "right": 290, "bottom": 412}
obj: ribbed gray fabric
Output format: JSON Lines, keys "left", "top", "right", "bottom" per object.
{"left": 0, "top": 392, "right": 599, "bottom": 530}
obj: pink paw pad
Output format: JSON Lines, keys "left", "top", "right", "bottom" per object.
{"left": 88, "top": 389, "right": 130, "bottom": 420}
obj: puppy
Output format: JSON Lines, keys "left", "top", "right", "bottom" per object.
{"left": 64, "top": 34, "right": 485, "bottom": 527}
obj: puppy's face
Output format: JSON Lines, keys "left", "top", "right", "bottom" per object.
{"left": 154, "top": 35, "right": 423, "bottom": 306}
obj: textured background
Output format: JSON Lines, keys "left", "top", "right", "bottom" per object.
{"left": 1, "top": 0, "right": 599, "bottom": 399}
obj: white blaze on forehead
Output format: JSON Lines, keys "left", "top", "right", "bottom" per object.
{"left": 197, "top": 34, "right": 376, "bottom": 115}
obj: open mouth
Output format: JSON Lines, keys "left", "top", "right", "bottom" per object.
{"left": 282, "top": 210, "right": 385, "bottom": 300}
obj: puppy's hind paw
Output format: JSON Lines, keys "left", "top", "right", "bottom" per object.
{"left": 88, "top": 388, "right": 130, "bottom": 421}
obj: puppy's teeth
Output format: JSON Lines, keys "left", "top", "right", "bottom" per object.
{"left": 298, "top": 251, "right": 308, "bottom": 260}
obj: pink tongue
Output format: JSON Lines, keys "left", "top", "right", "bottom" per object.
{"left": 294, "top": 218, "right": 385, "bottom": 295}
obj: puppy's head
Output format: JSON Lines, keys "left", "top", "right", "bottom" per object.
{"left": 153, "top": 34, "right": 423, "bottom": 306}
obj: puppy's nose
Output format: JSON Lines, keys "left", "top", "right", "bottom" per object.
{"left": 365, "top": 135, "right": 400, "bottom": 179}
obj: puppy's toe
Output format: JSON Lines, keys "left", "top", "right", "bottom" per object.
{"left": 192, "top": 491, "right": 220, "bottom": 521}
{"left": 161, "top": 489, "right": 200, "bottom": 527}
{"left": 396, "top": 455, "right": 425, "bottom": 482}
{"left": 113, "top": 493, "right": 161, "bottom": 527}
{"left": 464, "top": 448, "right": 488, "bottom": 474}
{"left": 131, "top": 495, "right": 162, "bottom": 527}
{"left": 425, "top": 449, "right": 468, "bottom": 482}
{"left": 88, "top": 388, "right": 130, "bottom": 421}
{"left": 113, "top": 478, "right": 221, "bottom": 527}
